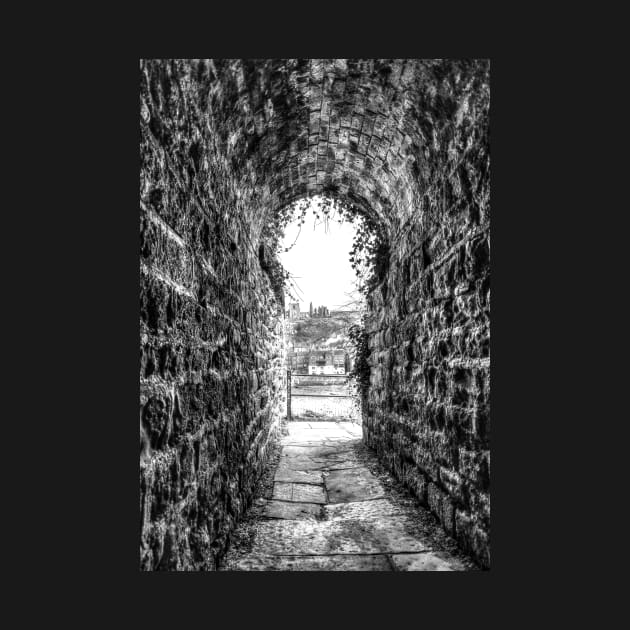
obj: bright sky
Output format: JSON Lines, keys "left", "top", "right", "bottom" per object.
{"left": 279, "top": 199, "right": 359, "bottom": 312}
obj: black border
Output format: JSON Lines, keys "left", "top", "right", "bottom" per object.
{"left": 24, "top": 43, "right": 588, "bottom": 620}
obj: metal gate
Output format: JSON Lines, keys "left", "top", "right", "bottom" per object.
{"left": 287, "top": 370, "right": 361, "bottom": 423}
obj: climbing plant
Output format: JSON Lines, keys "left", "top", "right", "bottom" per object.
{"left": 270, "top": 194, "right": 389, "bottom": 407}
{"left": 271, "top": 194, "right": 389, "bottom": 299}
{"left": 347, "top": 314, "right": 371, "bottom": 404}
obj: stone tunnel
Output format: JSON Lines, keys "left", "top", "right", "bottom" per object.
{"left": 139, "top": 59, "right": 490, "bottom": 570}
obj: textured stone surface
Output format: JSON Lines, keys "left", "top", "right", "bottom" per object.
{"left": 140, "top": 59, "right": 490, "bottom": 570}
{"left": 325, "top": 469, "right": 385, "bottom": 503}
{"left": 273, "top": 469, "right": 324, "bottom": 484}
{"left": 272, "top": 482, "right": 327, "bottom": 504}
{"left": 263, "top": 500, "right": 323, "bottom": 520}
{"left": 390, "top": 551, "right": 468, "bottom": 571}
{"left": 221, "top": 423, "right": 468, "bottom": 571}
{"left": 227, "top": 554, "right": 393, "bottom": 572}
{"left": 228, "top": 516, "right": 430, "bottom": 557}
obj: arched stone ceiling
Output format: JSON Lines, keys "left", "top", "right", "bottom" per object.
{"left": 139, "top": 59, "right": 491, "bottom": 571}
{"left": 204, "top": 59, "right": 489, "bottom": 236}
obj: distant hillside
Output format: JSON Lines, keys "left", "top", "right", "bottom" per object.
{"left": 289, "top": 312, "right": 361, "bottom": 348}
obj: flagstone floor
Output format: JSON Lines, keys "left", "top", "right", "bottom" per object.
{"left": 220, "top": 421, "right": 476, "bottom": 571}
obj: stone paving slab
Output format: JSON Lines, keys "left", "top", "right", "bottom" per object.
{"left": 274, "top": 469, "right": 324, "bottom": 484}
{"left": 277, "top": 453, "right": 360, "bottom": 471}
{"left": 281, "top": 442, "right": 353, "bottom": 449}
{"left": 291, "top": 422, "right": 343, "bottom": 430}
{"left": 220, "top": 422, "right": 471, "bottom": 571}
{"left": 228, "top": 554, "right": 393, "bottom": 571}
{"left": 390, "top": 551, "right": 467, "bottom": 571}
{"left": 325, "top": 468, "right": 386, "bottom": 503}
{"left": 282, "top": 445, "right": 355, "bottom": 458}
{"left": 241, "top": 515, "right": 431, "bottom": 556}
{"left": 287, "top": 422, "right": 361, "bottom": 434}
{"left": 263, "top": 500, "right": 323, "bottom": 520}
{"left": 284, "top": 435, "right": 355, "bottom": 443}
{"left": 272, "top": 482, "right": 327, "bottom": 504}
{"left": 324, "top": 498, "right": 409, "bottom": 520}
{"left": 284, "top": 436, "right": 344, "bottom": 445}
{"left": 286, "top": 432, "right": 354, "bottom": 442}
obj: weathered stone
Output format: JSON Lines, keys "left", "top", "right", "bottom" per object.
{"left": 263, "top": 500, "right": 323, "bottom": 520}
{"left": 282, "top": 445, "right": 353, "bottom": 458}
{"left": 390, "top": 551, "right": 467, "bottom": 572}
{"left": 140, "top": 59, "right": 490, "bottom": 570}
{"left": 273, "top": 469, "right": 324, "bottom": 485}
{"left": 221, "top": 422, "right": 476, "bottom": 571}
{"left": 272, "top": 482, "right": 327, "bottom": 504}
{"left": 234, "top": 514, "right": 430, "bottom": 556}
{"left": 325, "top": 469, "right": 385, "bottom": 503}
{"left": 228, "top": 554, "right": 392, "bottom": 571}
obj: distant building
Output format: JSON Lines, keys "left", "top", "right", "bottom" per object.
{"left": 308, "top": 349, "right": 346, "bottom": 375}
{"left": 332, "top": 349, "right": 346, "bottom": 372}
{"left": 311, "top": 305, "right": 329, "bottom": 318}
{"left": 308, "top": 350, "right": 332, "bottom": 375}
{"left": 288, "top": 302, "right": 300, "bottom": 320}
{"left": 287, "top": 350, "right": 310, "bottom": 373}
{"left": 287, "top": 348, "right": 348, "bottom": 375}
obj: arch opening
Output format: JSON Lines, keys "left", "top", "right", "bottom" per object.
{"left": 278, "top": 196, "right": 366, "bottom": 424}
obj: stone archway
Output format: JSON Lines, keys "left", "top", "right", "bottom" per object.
{"left": 140, "top": 59, "right": 490, "bottom": 570}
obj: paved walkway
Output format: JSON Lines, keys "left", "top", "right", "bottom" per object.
{"left": 221, "top": 422, "right": 471, "bottom": 571}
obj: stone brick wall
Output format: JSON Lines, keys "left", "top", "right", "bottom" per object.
{"left": 139, "top": 59, "right": 490, "bottom": 569}
{"left": 363, "top": 200, "right": 490, "bottom": 568}
{"left": 357, "top": 61, "right": 490, "bottom": 567}
{"left": 140, "top": 60, "right": 286, "bottom": 570}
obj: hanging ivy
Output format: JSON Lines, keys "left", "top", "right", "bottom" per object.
{"left": 347, "top": 314, "right": 371, "bottom": 403}
{"left": 267, "top": 194, "right": 388, "bottom": 406}
{"left": 269, "top": 194, "right": 389, "bottom": 298}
